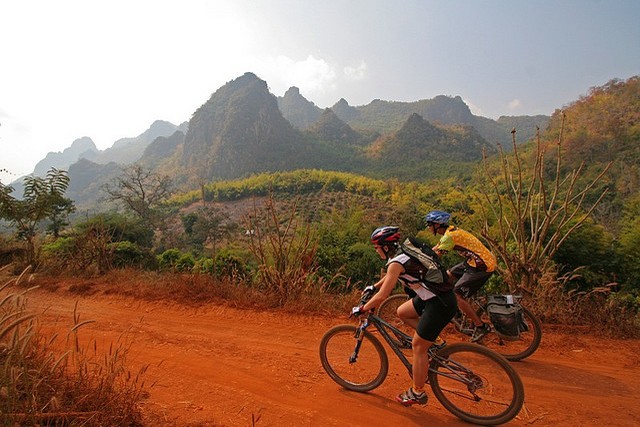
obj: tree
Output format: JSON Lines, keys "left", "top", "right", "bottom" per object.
{"left": 102, "top": 164, "right": 172, "bottom": 228}
{"left": 187, "top": 206, "right": 237, "bottom": 259}
{"left": 477, "top": 115, "right": 611, "bottom": 292}
{"left": 0, "top": 168, "right": 75, "bottom": 266}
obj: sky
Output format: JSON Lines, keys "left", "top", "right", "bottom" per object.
{"left": 1, "top": 0, "right": 639, "bottom": 184}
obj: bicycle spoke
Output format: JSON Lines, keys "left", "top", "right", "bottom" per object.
{"left": 479, "top": 306, "right": 541, "bottom": 361}
{"left": 429, "top": 343, "right": 523, "bottom": 424}
{"left": 320, "top": 325, "right": 388, "bottom": 392}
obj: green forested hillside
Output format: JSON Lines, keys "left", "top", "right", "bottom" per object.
{"left": 542, "top": 77, "right": 639, "bottom": 227}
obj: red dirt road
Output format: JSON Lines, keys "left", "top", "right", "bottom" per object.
{"left": 13, "top": 287, "right": 640, "bottom": 426}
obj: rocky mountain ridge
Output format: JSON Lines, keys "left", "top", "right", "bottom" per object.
{"left": 17, "top": 72, "right": 550, "bottom": 210}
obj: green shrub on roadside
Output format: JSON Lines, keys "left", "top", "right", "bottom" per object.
{"left": 157, "top": 248, "right": 182, "bottom": 271}
{"left": 176, "top": 253, "right": 196, "bottom": 272}
{"left": 213, "top": 247, "right": 255, "bottom": 279}
{"left": 41, "top": 236, "right": 75, "bottom": 266}
{"left": 109, "top": 240, "right": 157, "bottom": 269}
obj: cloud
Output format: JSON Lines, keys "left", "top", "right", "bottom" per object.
{"left": 508, "top": 99, "right": 522, "bottom": 111}
{"left": 344, "top": 61, "right": 367, "bottom": 80}
{"left": 272, "top": 55, "right": 337, "bottom": 95}
{"left": 462, "top": 98, "right": 483, "bottom": 117}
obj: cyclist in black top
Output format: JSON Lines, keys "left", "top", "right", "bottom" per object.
{"left": 354, "top": 226, "right": 458, "bottom": 406}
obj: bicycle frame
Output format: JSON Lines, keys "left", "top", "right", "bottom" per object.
{"left": 352, "top": 312, "right": 481, "bottom": 391}
{"left": 354, "top": 313, "right": 413, "bottom": 376}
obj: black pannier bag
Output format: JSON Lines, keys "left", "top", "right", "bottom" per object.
{"left": 486, "top": 295, "right": 524, "bottom": 340}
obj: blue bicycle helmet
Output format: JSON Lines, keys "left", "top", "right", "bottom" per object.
{"left": 424, "top": 210, "right": 451, "bottom": 226}
{"left": 370, "top": 226, "right": 401, "bottom": 247}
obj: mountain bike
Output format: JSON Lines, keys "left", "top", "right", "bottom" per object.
{"left": 377, "top": 292, "right": 542, "bottom": 361}
{"left": 319, "top": 294, "right": 525, "bottom": 425}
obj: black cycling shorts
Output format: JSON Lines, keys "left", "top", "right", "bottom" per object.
{"left": 412, "top": 290, "right": 458, "bottom": 342}
{"left": 449, "top": 262, "right": 493, "bottom": 298}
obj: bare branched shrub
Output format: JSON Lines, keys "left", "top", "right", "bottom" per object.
{"left": 245, "top": 193, "right": 321, "bottom": 305}
{"left": 477, "top": 114, "right": 611, "bottom": 292}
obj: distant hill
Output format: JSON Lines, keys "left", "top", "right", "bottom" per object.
{"left": 277, "top": 86, "right": 323, "bottom": 130}
{"left": 83, "top": 120, "right": 186, "bottom": 165}
{"left": 21, "top": 71, "right": 556, "bottom": 210}
{"left": 17, "top": 121, "right": 186, "bottom": 207}
{"left": 179, "top": 72, "right": 311, "bottom": 186}
{"left": 140, "top": 130, "right": 186, "bottom": 169}
{"left": 366, "top": 113, "right": 495, "bottom": 179}
{"left": 346, "top": 96, "right": 545, "bottom": 147}
{"left": 32, "top": 136, "right": 99, "bottom": 177}
{"left": 544, "top": 76, "right": 640, "bottom": 218}
{"left": 305, "top": 108, "right": 364, "bottom": 145}
{"left": 174, "top": 72, "right": 502, "bottom": 185}
{"left": 66, "top": 158, "right": 122, "bottom": 212}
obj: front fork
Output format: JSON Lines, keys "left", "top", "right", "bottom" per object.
{"left": 349, "top": 318, "right": 370, "bottom": 363}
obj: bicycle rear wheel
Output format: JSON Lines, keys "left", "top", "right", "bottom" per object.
{"left": 482, "top": 306, "right": 542, "bottom": 361}
{"left": 375, "top": 294, "right": 413, "bottom": 343}
{"left": 428, "top": 342, "right": 524, "bottom": 425}
{"left": 319, "top": 324, "right": 388, "bottom": 392}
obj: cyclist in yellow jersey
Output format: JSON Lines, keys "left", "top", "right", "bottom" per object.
{"left": 425, "top": 210, "right": 497, "bottom": 342}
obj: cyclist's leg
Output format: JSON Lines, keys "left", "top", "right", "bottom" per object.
{"left": 454, "top": 265, "right": 493, "bottom": 327}
{"left": 407, "top": 292, "right": 457, "bottom": 396}
{"left": 447, "top": 262, "right": 465, "bottom": 286}
{"left": 397, "top": 296, "right": 420, "bottom": 329}
{"left": 455, "top": 294, "right": 482, "bottom": 326}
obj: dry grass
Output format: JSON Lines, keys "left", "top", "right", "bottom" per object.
{"left": 27, "top": 268, "right": 354, "bottom": 317}
{"left": 0, "top": 270, "right": 148, "bottom": 426}
{"left": 527, "top": 268, "right": 640, "bottom": 338}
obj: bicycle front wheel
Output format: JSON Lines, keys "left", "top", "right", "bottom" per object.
{"left": 482, "top": 306, "right": 542, "bottom": 361}
{"left": 428, "top": 342, "right": 524, "bottom": 426}
{"left": 319, "top": 324, "right": 388, "bottom": 392}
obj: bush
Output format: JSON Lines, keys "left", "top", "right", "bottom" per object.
{"left": 194, "top": 257, "right": 215, "bottom": 274}
{"left": 157, "top": 249, "right": 182, "bottom": 271}
{"left": 76, "top": 213, "right": 154, "bottom": 248}
{"left": 41, "top": 236, "right": 75, "bottom": 254}
{"left": 213, "top": 248, "right": 255, "bottom": 279}
{"left": 342, "top": 242, "right": 382, "bottom": 290}
{"left": 176, "top": 253, "right": 196, "bottom": 272}
{"left": 109, "top": 241, "right": 157, "bottom": 269}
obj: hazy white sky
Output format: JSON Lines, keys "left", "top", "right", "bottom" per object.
{"left": 1, "top": 0, "right": 639, "bottom": 184}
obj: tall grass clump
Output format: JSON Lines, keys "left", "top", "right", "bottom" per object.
{"left": 527, "top": 267, "right": 640, "bottom": 338}
{"left": 0, "top": 275, "right": 148, "bottom": 425}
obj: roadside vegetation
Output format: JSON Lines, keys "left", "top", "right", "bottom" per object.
{"left": 0, "top": 269, "right": 147, "bottom": 425}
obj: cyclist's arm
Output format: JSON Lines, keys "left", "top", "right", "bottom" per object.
{"left": 362, "top": 262, "right": 403, "bottom": 312}
{"left": 434, "top": 234, "right": 454, "bottom": 256}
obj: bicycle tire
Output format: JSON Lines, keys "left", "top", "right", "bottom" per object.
{"left": 375, "top": 293, "right": 410, "bottom": 317}
{"left": 319, "top": 324, "right": 389, "bottom": 392}
{"left": 482, "top": 306, "right": 542, "bottom": 361}
{"left": 428, "top": 342, "right": 524, "bottom": 425}
{"left": 375, "top": 294, "right": 413, "bottom": 344}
